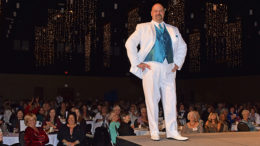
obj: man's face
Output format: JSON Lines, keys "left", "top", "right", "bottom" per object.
{"left": 151, "top": 4, "right": 165, "bottom": 23}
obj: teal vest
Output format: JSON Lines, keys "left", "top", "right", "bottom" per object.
{"left": 144, "top": 24, "right": 173, "bottom": 64}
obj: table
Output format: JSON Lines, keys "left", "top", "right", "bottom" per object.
{"left": 134, "top": 128, "right": 165, "bottom": 136}
{"left": 3, "top": 133, "right": 58, "bottom": 146}
{"left": 134, "top": 128, "right": 150, "bottom": 136}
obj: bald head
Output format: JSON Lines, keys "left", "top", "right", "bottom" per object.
{"left": 151, "top": 3, "right": 165, "bottom": 23}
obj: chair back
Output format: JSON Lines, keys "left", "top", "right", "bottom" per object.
{"left": 19, "top": 131, "right": 25, "bottom": 146}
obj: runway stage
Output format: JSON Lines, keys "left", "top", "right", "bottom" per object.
{"left": 117, "top": 132, "right": 260, "bottom": 146}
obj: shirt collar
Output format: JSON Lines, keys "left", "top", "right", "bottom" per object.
{"left": 151, "top": 20, "right": 165, "bottom": 29}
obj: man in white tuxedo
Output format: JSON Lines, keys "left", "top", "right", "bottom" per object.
{"left": 125, "top": 3, "right": 188, "bottom": 141}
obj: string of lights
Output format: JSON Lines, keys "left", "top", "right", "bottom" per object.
{"left": 127, "top": 8, "right": 140, "bottom": 36}
{"left": 226, "top": 18, "right": 242, "bottom": 68}
{"left": 205, "top": 2, "right": 242, "bottom": 69}
{"left": 34, "top": 0, "right": 90, "bottom": 70}
{"left": 85, "top": 0, "right": 97, "bottom": 72}
{"left": 103, "top": 23, "right": 111, "bottom": 68}
{"left": 167, "top": 0, "right": 185, "bottom": 34}
{"left": 188, "top": 30, "right": 201, "bottom": 72}
{"left": 85, "top": 33, "right": 91, "bottom": 72}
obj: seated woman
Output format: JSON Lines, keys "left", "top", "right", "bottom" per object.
{"left": 24, "top": 113, "right": 49, "bottom": 146}
{"left": 93, "top": 106, "right": 109, "bottom": 132}
{"left": 249, "top": 107, "right": 260, "bottom": 125}
{"left": 129, "top": 104, "right": 139, "bottom": 127}
{"left": 181, "top": 111, "right": 203, "bottom": 134}
{"left": 240, "top": 109, "right": 257, "bottom": 131}
{"left": 9, "top": 109, "right": 24, "bottom": 133}
{"left": 218, "top": 113, "right": 229, "bottom": 132}
{"left": 118, "top": 112, "right": 135, "bottom": 136}
{"left": 43, "top": 108, "right": 62, "bottom": 133}
{"left": 57, "top": 112, "right": 84, "bottom": 146}
{"left": 81, "top": 105, "right": 92, "bottom": 121}
{"left": 109, "top": 111, "right": 120, "bottom": 145}
{"left": 112, "top": 105, "right": 121, "bottom": 122}
{"left": 227, "top": 106, "right": 239, "bottom": 126}
{"left": 74, "top": 108, "right": 87, "bottom": 134}
{"left": 204, "top": 112, "right": 219, "bottom": 133}
{"left": 37, "top": 107, "right": 46, "bottom": 123}
{"left": 0, "top": 118, "right": 8, "bottom": 133}
{"left": 134, "top": 107, "right": 149, "bottom": 128}
{"left": 57, "top": 102, "right": 68, "bottom": 124}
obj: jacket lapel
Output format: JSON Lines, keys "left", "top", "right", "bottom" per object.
{"left": 165, "top": 24, "right": 177, "bottom": 51}
{"left": 150, "top": 22, "right": 156, "bottom": 43}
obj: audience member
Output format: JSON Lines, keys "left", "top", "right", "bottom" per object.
{"left": 93, "top": 106, "right": 109, "bottom": 132}
{"left": 9, "top": 109, "right": 24, "bottom": 132}
{"left": 241, "top": 110, "right": 257, "bottom": 131}
{"left": 75, "top": 108, "right": 87, "bottom": 134}
{"left": 134, "top": 107, "right": 149, "bottom": 128}
{"left": 218, "top": 113, "right": 229, "bottom": 132}
{"left": 118, "top": 112, "right": 135, "bottom": 136}
{"left": 227, "top": 106, "right": 239, "bottom": 126}
{"left": 42, "top": 108, "right": 61, "bottom": 133}
{"left": 182, "top": 111, "right": 203, "bottom": 134}
{"left": 249, "top": 107, "right": 260, "bottom": 125}
{"left": 129, "top": 104, "right": 139, "bottom": 127}
{"left": 205, "top": 112, "right": 219, "bottom": 133}
{"left": 37, "top": 107, "right": 45, "bottom": 123}
{"left": 178, "top": 104, "right": 187, "bottom": 126}
{"left": 24, "top": 113, "right": 49, "bottom": 146}
{"left": 24, "top": 97, "right": 41, "bottom": 115}
{"left": 58, "top": 102, "right": 68, "bottom": 124}
{"left": 108, "top": 112, "right": 120, "bottom": 145}
{"left": 57, "top": 112, "right": 84, "bottom": 146}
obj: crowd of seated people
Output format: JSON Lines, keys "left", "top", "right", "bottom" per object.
{"left": 1, "top": 96, "right": 260, "bottom": 145}
{"left": 178, "top": 102, "right": 260, "bottom": 134}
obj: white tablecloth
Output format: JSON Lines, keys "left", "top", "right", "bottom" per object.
{"left": 3, "top": 133, "right": 58, "bottom": 146}
{"left": 134, "top": 129, "right": 165, "bottom": 136}
{"left": 134, "top": 129, "right": 150, "bottom": 136}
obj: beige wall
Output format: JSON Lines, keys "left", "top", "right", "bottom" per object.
{"left": 0, "top": 74, "right": 259, "bottom": 103}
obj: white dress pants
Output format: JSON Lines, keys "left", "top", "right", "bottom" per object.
{"left": 142, "top": 61, "right": 179, "bottom": 137}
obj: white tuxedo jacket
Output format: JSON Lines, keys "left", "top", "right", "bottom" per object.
{"left": 125, "top": 21, "right": 187, "bottom": 79}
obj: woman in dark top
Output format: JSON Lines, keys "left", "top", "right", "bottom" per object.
{"left": 118, "top": 113, "right": 135, "bottom": 136}
{"left": 9, "top": 109, "right": 24, "bottom": 133}
{"left": 42, "top": 108, "right": 62, "bottom": 133}
{"left": 24, "top": 113, "right": 49, "bottom": 146}
{"left": 57, "top": 102, "right": 68, "bottom": 124}
{"left": 37, "top": 107, "right": 46, "bottom": 123}
{"left": 57, "top": 112, "right": 84, "bottom": 146}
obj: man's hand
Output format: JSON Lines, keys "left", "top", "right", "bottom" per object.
{"left": 137, "top": 63, "right": 151, "bottom": 72}
{"left": 171, "top": 64, "right": 179, "bottom": 72}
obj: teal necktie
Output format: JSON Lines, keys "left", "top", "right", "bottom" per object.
{"left": 159, "top": 23, "right": 164, "bottom": 32}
